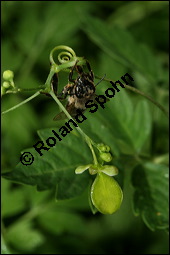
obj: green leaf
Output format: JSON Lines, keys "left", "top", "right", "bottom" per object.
{"left": 2, "top": 129, "right": 92, "bottom": 200}
{"left": 6, "top": 220, "right": 44, "bottom": 251}
{"left": 82, "top": 87, "right": 152, "bottom": 157}
{"left": 132, "top": 162, "right": 169, "bottom": 231}
{"left": 82, "top": 89, "right": 136, "bottom": 156}
{"left": 56, "top": 170, "right": 89, "bottom": 200}
{"left": 82, "top": 15, "right": 161, "bottom": 85}
{"left": 129, "top": 100, "right": 152, "bottom": 152}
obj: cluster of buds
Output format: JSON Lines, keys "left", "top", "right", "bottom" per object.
{"left": 1, "top": 70, "right": 15, "bottom": 96}
{"left": 97, "top": 143, "right": 112, "bottom": 162}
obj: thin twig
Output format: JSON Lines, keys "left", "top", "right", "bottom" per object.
{"left": 95, "top": 75, "right": 169, "bottom": 118}
{"left": 1, "top": 91, "right": 40, "bottom": 115}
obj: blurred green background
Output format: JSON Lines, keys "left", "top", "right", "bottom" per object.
{"left": 1, "top": 1, "right": 169, "bottom": 254}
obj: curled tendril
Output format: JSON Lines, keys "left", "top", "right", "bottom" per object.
{"left": 58, "top": 51, "right": 73, "bottom": 63}
{"left": 49, "top": 45, "right": 86, "bottom": 73}
{"left": 50, "top": 45, "right": 76, "bottom": 66}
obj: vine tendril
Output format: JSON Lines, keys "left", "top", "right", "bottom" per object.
{"left": 50, "top": 45, "right": 76, "bottom": 66}
{"left": 49, "top": 45, "right": 86, "bottom": 74}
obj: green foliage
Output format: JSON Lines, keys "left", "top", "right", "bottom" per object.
{"left": 132, "top": 162, "right": 169, "bottom": 231}
{"left": 1, "top": 1, "right": 169, "bottom": 254}
{"left": 3, "top": 131, "right": 91, "bottom": 198}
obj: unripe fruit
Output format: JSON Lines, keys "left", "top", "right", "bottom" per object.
{"left": 91, "top": 172, "right": 123, "bottom": 214}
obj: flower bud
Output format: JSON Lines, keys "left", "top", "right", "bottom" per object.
{"left": 97, "top": 143, "right": 110, "bottom": 152}
{"left": 104, "top": 145, "right": 110, "bottom": 152}
{"left": 3, "top": 70, "right": 14, "bottom": 81}
{"left": 3, "top": 81, "right": 11, "bottom": 89}
{"left": 97, "top": 143, "right": 106, "bottom": 152}
{"left": 100, "top": 152, "right": 112, "bottom": 162}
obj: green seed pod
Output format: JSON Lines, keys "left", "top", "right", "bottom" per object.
{"left": 100, "top": 152, "right": 112, "bottom": 162}
{"left": 3, "top": 81, "right": 11, "bottom": 89}
{"left": 3, "top": 70, "right": 14, "bottom": 81}
{"left": 91, "top": 172, "right": 123, "bottom": 214}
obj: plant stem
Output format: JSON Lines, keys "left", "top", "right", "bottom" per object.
{"left": 95, "top": 75, "right": 169, "bottom": 118}
{"left": 5, "top": 85, "right": 46, "bottom": 94}
{"left": 18, "top": 85, "right": 46, "bottom": 92}
{"left": 125, "top": 85, "right": 168, "bottom": 117}
{"left": 1, "top": 91, "right": 40, "bottom": 115}
{"left": 86, "top": 137, "right": 98, "bottom": 165}
{"left": 50, "top": 90, "right": 98, "bottom": 164}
